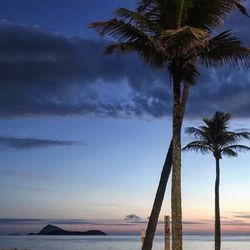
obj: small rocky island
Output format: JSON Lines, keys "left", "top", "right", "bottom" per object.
{"left": 28, "top": 224, "right": 107, "bottom": 236}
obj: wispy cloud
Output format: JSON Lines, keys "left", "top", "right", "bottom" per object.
{"left": 2, "top": 216, "right": 250, "bottom": 232}
{"left": 235, "top": 215, "right": 250, "bottom": 219}
{"left": 0, "top": 218, "right": 45, "bottom": 225}
{"left": 0, "top": 218, "right": 99, "bottom": 225}
{"left": 182, "top": 220, "right": 207, "bottom": 225}
{"left": 230, "top": 211, "right": 250, "bottom": 220}
{"left": 0, "top": 218, "right": 144, "bottom": 226}
{"left": 222, "top": 220, "right": 250, "bottom": 226}
{"left": 0, "top": 136, "right": 77, "bottom": 150}
{"left": 0, "top": 218, "right": 208, "bottom": 226}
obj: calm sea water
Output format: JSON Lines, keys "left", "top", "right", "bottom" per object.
{"left": 0, "top": 235, "right": 250, "bottom": 250}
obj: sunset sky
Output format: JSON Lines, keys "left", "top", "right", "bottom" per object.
{"left": 0, "top": 0, "right": 250, "bottom": 235}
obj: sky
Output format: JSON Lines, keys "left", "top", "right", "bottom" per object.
{"left": 0, "top": 0, "right": 250, "bottom": 235}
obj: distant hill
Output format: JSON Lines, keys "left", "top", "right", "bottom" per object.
{"left": 28, "top": 224, "right": 107, "bottom": 236}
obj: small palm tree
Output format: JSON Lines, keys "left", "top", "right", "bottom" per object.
{"left": 183, "top": 112, "right": 250, "bottom": 250}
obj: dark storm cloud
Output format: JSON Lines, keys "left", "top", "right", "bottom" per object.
{"left": 0, "top": 136, "right": 76, "bottom": 150}
{"left": 0, "top": 17, "right": 250, "bottom": 119}
{"left": 186, "top": 66, "right": 250, "bottom": 118}
{"left": 0, "top": 20, "right": 163, "bottom": 119}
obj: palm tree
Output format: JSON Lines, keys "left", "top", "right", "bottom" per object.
{"left": 89, "top": 1, "right": 250, "bottom": 250}
{"left": 183, "top": 112, "right": 250, "bottom": 250}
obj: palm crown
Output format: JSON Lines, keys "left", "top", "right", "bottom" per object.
{"left": 183, "top": 112, "right": 250, "bottom": 158}
{"left": 90, "top": 0, "right": 250, "bottom": 84}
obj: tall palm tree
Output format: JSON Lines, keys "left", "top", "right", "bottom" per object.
{"left": 89, "top": 1, "right": 250, "bottom": 250}
{"left": 183, "top": 112, "right": 250, "bottom": 250}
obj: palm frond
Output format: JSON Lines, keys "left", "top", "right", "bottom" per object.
{"left": 185, "top": 127, "right": 206, "bottom": 139}
{"left": 222, "top": 144, "right": 250, "bottom": 157}
{"left": 137, "top": 0, "right": 249, "bottom": 30}
{"left": 187, "top": 0, "right": 248, "bottom": 30}
{"left": 221, "top": 147, "right": 238, "bottom": 157}
{"left": 105, "top": 42, "right": 165, "bottom": 68}
{"left": 115, "top": 8, "right": 161, "bottom": 33}
{"left": 223, "top": 144, "right": 250, "bottom": 153}
{"left": 220, "top": 131, "right": 250, "bottom": 146}
{"left": 234, "top": 2, "right": 249, "bottom": 17}
{"left": 201, "top": 113, "right": 227, "bottom": 143}
{"left": 232, "top": 131, "right": 250, "bottom": 140}
{"left": 89, "top": 18, "right": 149, "bottom": 42}
{"left": 216, "top": 111, "right": 231, "bottom": 123}
{"left": 116, "top": 7, "right": 147, "bottom": 20}
{"left": 136, "top": 0, "right": 155, "bottom": 13}
{"left": 200, "top": 30, "right": 250, "bottom": 69}
{"left": 182, "top": 141, "right": 212, "bottom": 154}
{"left": 104, "top": 43, "right": 134, "bottom": 55}
{"left": 137, "top": 0, "right": 191, "bottom": 29}
{"left": 89, "top": 18, "right": 168, "bottom": 66}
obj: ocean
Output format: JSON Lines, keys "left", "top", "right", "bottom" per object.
{"left": 0, "top": 235, "right": 250, "bottom": 250}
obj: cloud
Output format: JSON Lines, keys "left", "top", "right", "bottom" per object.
{"left": 0, "top": 17, "right": 249, "bottom": 119}
{"left": 230, "top": 211, "right": 250, "bottom": 220}
{"left": 235, "top": 215, "right": 250, "bottom": 219}
{"left": 0, "top": 136, "right": 76, "bottom": 150}
{"left": 0, "top": 219, "right": 45, "bottom": 225}
{"left": 182, "top": 220, "right": 206, "bottom": 225}
{"left": 124, "top": 216, "right": 205, "bottom": 225}
{"left": 0, "top": 20, "right": 162, "bottom": 119}
{"left": 2, "top": 217, "right": 247, "bottom": 226}
{"left": 0, "top": 218, "right": 141, "bottom": 227}
{"left": 222, "top": 220, "right": 250, "bottom": 226}
{"left": 0, "top": 218, "right": 99, "bottom": 225}
{"left": 186, "top": 66, "right": 250, "bottom": 119}
{"left": 125, "top": 214, "right": 141, "bottom": 222}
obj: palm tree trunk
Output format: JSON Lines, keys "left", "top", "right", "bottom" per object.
{"left": 215, "top": 157, "right": 221, "bottom": 250}
{"left": 171, "top": 75, "right": 183, "bottom": 250}
{"left": 142, "top": 82, "right": 189, "bottom": 250}
{"left": 142, "top": 140, "right": 173, "bottom": 250}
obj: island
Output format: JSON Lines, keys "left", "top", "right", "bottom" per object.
{"left": 28, "top": 224, "right": 107, "bottom": 236}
